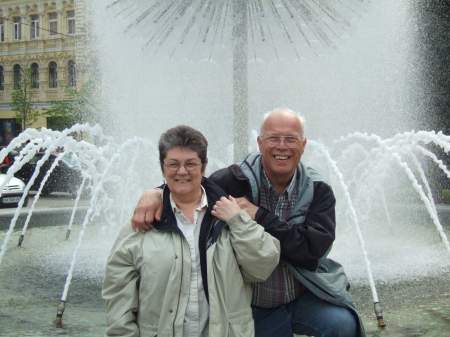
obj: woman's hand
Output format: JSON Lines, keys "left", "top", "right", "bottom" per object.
{"left": 211, "top": 196, "right": 241, "bottom": 222}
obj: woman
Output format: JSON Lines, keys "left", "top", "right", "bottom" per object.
{"left": 103, "top": 125, "right": 280, "bottom": 337}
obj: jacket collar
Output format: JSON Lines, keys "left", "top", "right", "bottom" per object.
{"left": 239, "top": 153, "right": 322, "bottom": 224}
{"left": 169, "top": 185, "right": 208, "bottom": 214}
{"left": 154, "top": 177, "right": 226, "bottom": 232}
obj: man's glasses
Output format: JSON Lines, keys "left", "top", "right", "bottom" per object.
{"left": 262, "top": 135, "right": 301, "bottom": 147}
{"left": 163, "top": 160, "right": 202, "bottom": 172}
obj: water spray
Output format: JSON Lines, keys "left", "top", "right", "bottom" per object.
{"left": 17, "top": 151, "right": 67, "bottom": 247}
{"left": 55, "top": 137, "right": 148, "bottom": 327}
{"left": 379, "top": 187, "right": 393, "bottom": 232}
{"left": 393, "top": 153, "right": 450, "bottom": 255}
{"left": 338, "top": 131, "right": 450, "bottom": 255}
{"left": 0, "top": 124, "right": 105, "bottom": 266}
{"left": 311, "top": 140, "right": 386, "bottom": 327}
{"left": 65, "top": 176, "right": 89, "bottom": 241}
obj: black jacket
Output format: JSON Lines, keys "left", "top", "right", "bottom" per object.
{"left": 209, "top": 164, "right": 336, "bottom": 271}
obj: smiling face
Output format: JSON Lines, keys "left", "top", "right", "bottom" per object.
{"left": 257, "top": 111, "right": 307, "bottom": 189}
{"left": 162, "top": 146, "right": 204, "bottom": 198}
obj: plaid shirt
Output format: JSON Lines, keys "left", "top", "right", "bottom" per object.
{"left": 252, "top": 169, "right": 304, "bottom": 308}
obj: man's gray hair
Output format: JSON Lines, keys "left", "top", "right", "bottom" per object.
{"left": 260, "top": 107, "right": 306, "bottom": 139}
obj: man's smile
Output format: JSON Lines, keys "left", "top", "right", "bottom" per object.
{"left": 273, "top": 155, "right": 290, "bottom": 160}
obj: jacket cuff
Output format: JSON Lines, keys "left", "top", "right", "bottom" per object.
{"left": 227, "top": 209, "right": 252, "bottom": 227}
{"left": 255, "top": 207, "right": 271, "bottom": 228}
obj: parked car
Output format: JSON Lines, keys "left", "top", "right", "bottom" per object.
{"left": 0, "top": 174, "right": 28, "bottom": 208}
{"left": 0, "top": 152, "right": 15, "bottom": 174}
{"left": 14, "top": 152, "right": 85, "bottom": 197}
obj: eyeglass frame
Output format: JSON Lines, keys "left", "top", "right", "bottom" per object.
{"left": 260, "top": 134, "right": 304, "bottom": 147}
{"left": 163, "top": 159, "right": 203, "bottom": 172}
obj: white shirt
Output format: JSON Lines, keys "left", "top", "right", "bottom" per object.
{"left": 170, "top": 188, "right": 209, "bottom": 337}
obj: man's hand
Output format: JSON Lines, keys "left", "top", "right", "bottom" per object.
{"left": 212, "top": 196, "right": 241, "bottom": 222}
{"left": 131, "top": 189, "right": 163, "bottom": 232}
{"left": 235, "top": 197, "right": 258, "bottom": 220}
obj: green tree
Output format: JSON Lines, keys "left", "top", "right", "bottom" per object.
{"left": 45, "top": 79, "right": 100, "bottom": 130}
{"left": 11, "top": 68, "right": 41, "bottom": 130}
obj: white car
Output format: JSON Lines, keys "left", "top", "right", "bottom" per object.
{"left": 0, "top": 174, "right": 28, "bottom": 208}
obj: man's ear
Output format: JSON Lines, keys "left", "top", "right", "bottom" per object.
{"left": 257, "top": 136, "right": 263, "bottom": 152}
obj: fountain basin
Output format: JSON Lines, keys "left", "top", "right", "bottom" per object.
{"left": 1, "top": 224, "right": 450, "bottom": 337}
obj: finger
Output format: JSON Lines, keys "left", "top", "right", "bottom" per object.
{"left": 131, "top": 217, "right": 139, "bottom": 231}
{"left": 131, "top": 212, "right": 144, "bottom": 232}
{"left": 144, "top": 210, "right": 154, "bottom": 227}
{"left": 235, "top": 197, "right": 247, "bottom": 203}
{"left": 235, "top": 198, "right": 246, "bottom": 207}
{"left": 136, "top": 220, "right": 150, "bottom": 232}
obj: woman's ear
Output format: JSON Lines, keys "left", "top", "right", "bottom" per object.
{"left": 202, "top": 159, "right": 208, "bottom": 175}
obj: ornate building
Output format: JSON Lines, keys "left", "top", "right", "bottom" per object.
{"left": 0, "top": 0, "right": 86, "bottom": 145}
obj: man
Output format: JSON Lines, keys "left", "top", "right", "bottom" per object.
{"left": 132, "top": 108, "right": 365, "bottom": 337}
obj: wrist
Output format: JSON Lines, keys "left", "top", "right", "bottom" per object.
{"left": 226, "top": 210, "right": 252, "bottom": 227}
{"left": 255, "top": 207, "right": 270, "bottom": 227}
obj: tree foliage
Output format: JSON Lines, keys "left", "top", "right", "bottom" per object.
{"left": 11, "top": 68, "right": 41, "bottom": 130}
{"left": 45, "top": 79, "right": 100, "bottom": 130}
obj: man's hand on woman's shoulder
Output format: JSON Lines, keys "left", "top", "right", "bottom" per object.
{"left": 131, "top": 189, "right": 163, "bottom": 232}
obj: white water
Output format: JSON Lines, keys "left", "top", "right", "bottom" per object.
{"left": 93, "top": 0, "right": 418, "bottom": 147}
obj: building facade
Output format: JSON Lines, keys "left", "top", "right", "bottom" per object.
{"left": 0, "top": 0, "right": 86, "bottom": 145}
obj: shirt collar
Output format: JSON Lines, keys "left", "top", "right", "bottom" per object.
{"left": 262, "top": 167, "right": 298, "bottom": 199}
{"left": 169, "top": 185, "right": 208, "bottom": 213}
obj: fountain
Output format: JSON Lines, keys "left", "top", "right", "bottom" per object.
{"left": 1, "top": 0, "right": 449, "bottom": 336}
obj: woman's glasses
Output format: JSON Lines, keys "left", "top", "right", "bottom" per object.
{"left": 163, "top": 160, "right": 202, "bottom": 172}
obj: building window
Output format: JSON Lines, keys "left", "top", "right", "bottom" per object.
{"left": 67, "top": 60, "right": 76, "bottom": 87}
{"left": 31, "top": 63, "right": 39, "bottom": 88}
{"left": 67, "top": 10, "right": 75, "bottom": 35}
{"left": 13, "top": 17, "right": 21, "bottom": 40}
{"left": 13, "top": 64, "right": 22, "bottom": 89}
{"left": 49, "top": 61, "right": 57, "bottom": 88}
{"left": 48, "top": 13, "right": 57, "bottom": 35}
{"left": 0, "top": 119, "right": 19, "bottom": 146}
{"left": 30, "top": 15, "right": 40, "bottom": 39}
{"left": 0, "top": 19, "right": 4, "bottom": 42}
{"left": 0, "top": 66, "right": 4, "bottom": 90}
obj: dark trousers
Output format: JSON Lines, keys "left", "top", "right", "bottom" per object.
{"left": 252, "top": 291, "right": 358, "bottom": 337}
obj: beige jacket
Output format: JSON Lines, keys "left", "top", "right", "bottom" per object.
{"left": 103, "top": 206, "right": 280, "bottom": 337}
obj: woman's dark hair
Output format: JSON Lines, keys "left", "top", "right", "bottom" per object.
{"left": 159, "top": 125, "right": 208, "bottom": 171}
